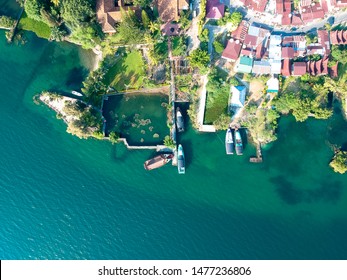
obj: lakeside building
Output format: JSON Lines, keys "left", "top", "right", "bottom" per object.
{"left": 96, "top": 0, "right": 140, "bottom": 33}
{"left": 230, "top": 86, "right": 247, "bottom": 118}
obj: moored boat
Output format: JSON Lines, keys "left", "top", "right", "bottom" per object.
{"left": 234, "top": 130, "right": 243, "bottom": 155}
{"left": 225, "top": 128, "right": 234, "bottom": 155}
{"left": 177, "top": 144, "right": 185, "bottom": 174}
{"left": 71, "top": 90, "right": 83, "bottom": 97}
{"left": 144, "top": 153, "right": 173, "bottom": 171}
{"left": 176, "top": 107, "right": 184, "bottom": 132}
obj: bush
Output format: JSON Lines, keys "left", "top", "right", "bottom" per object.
{"left": 164, "top": 135, "right": 175, "bottom": 148}
{"left": 109, "top": 131, "right": 120, "bottom": 144}
{"left": 213, "top": 40, "right": 224, "bottom": 54}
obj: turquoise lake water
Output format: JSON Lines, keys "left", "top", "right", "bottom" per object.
{"left": 1, "top": 26, "right": 347, "bottom": 259}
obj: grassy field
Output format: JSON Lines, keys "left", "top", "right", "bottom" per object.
{"left": 18, "top": 12, "right": 51, "bottom": 39}
{"left": 204, "top": 68, "right": 230, "bottom": 124}
{"left": 104, "top": 50, "right": 146, "bottom": 91}
{"left": 204, "top": 91, "right": 229, "bottom": 124}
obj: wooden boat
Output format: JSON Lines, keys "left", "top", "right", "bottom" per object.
{"left": 144, "top": 154, "right": 173, "bottom": 171}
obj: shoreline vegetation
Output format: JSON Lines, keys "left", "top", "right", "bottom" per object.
{"left": 7, "top": 0, "right": 347, "bottom": 172}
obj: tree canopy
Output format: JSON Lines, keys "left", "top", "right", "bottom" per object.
{"left": 330, "top": 150, "right": 347, "bottom": 174}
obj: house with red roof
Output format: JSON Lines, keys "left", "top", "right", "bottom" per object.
{"left": 281, "top": 47, "right": 295, "bottom": 59}
{"left": 231, "top": 20, "right": 249, "bottom": 41}
{"left": 292, "top": 62, "right": 307, "bottom": 76}
{"left": 300, "top": 3, "right": 325, "bottom": 23}
{"left": 330, "top": 30, "right": 347, "bottom": 45}
{"left": 317, "top": 29, "right": 331, "bottom": 55}
{"left": 281, "top": 59, "right": 291, "bottom": 76}
{"left": 222, "top": 39, "right": 243, "bottom": 62}
{"left": 206, "top": 0, "right": 225, "bottom": 19}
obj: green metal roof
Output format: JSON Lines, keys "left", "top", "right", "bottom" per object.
{"left": 240, "top": 56, "right": 253, "bottom": 66}
{"left": 237, "top": 56, "right": 253, "bottom": 73}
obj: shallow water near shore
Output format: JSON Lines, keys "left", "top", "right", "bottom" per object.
{"left": 1, "top": 28, "right": 347, "bottom": 259}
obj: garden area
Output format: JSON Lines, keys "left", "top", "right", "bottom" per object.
{"left": 104, "top": 50, "right": 146, "bottom": 91}
{"left": 18, "top": 11, "right": 51, "bottom": 39}
{"left": 204, "top": 68, "right": 236, "bottom": 128}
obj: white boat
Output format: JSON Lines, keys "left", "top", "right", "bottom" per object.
{"left": 71, "top": 91, "right": 83, "bottom": 97}
{"left": 177, "top": 144, "right": 185, "bottom": 174}
{"left": 176, "top": 107, "right": 184, "bottom": 132}
{"left": 225, "top": 128, "right": 234, "bottom": 155}
{"left": 234, "top": 130, "right": 243, "bottom": 155}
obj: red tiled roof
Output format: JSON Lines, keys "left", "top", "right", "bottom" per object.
{"left": 231, "top": 20, "right": 249, "bottom": 42}
{"left": 255, "top": 44, "right": 264, "bottom": 59}
{"left": 293, "top": 62, "right": 307, "bottom": 76}
{"left": 244, "top": 34, "right": 258, "bottom": 48}
{"left": 284, "top": 0, "right": 291, "bottom": 11}
{"left": 241, "top": 48, "right": 253, "bottom": 56}
{"left": 330, "top": 30, "right": 347, "bottom": 44}
{"left": 307, "top": 45, "right": 324, "bottom": 55}
{"left": 282, "top": 12, "right": 292, "bottom": 25}
{"left": 206, "top": 0, "right": 225, "bottom": 19}
{"left": 301, "top": 4, "right": 324, "bottom": 23}
{"left": 330, "top": 31, "right": 339, "bottom": 44}
{"left": 282, "top": 47, "right": 295, "bottom": 58}
{"left": 281, "top": 59, "right": 291, "bottom": 76}
{"left": 291, "top": 14, "right": 303, "bottom": 25}
{"left": 321, "top": 0, "right": 329, "bottom": 12}
{"left": 222, "top": 39, "right": 242, "bottom": 61}
{"left": 276, "top": 0, "right": 284, "bottom": 14}
{"left": 317, "top": 29, "right": 330, "bottom": 55}
{"left": 322, "top": 58, "right": 328, "bottom": 75}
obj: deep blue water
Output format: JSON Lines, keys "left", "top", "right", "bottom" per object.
{"left": 0, "top": 27, "right": 347, "bottom": 259}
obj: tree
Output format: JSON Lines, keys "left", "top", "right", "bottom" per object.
{"left": 60, "top": 0, "right": 95, "bottom": 28}
{"left": 50, "top": 26, "right": 66, "bottom": 41}
{"left": 213, "top": 113, "right": 230, "bottom": 130}
{"left": 305, "top": 33, "right": 318, "bottom": 44}
{"left": 109, "top": 131, "right": 120, "bottom": 144}
{"left": 217, "top": 11, "right": 242, "bottom": 28}
{"left": 213, "top": 40, "right": 224, "bottom": 54}
{"left": 24, "top": 0, "right": 42, "bottom": 22}
{"left": 331, "top": 45, "right": 347, "bottom": 64}
{"left": 188, "top": 49, "right": 210, "bottom": 70}
{"left": 133, "top": 0, "right": 152, "bottom": 7}
{"left": 116, "top": 9, "right": 145, "bottom": 44}
{"left": 141, "top": 9, "right": 150, "bottom": 29}
{"left": 330, "top": 150, "right": 347, "bottom": 174}
{"left": 0, "top": 16, "right": 16, "bottom": 28}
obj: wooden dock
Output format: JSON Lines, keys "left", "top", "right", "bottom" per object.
{"left": 249, "top": 143, "right": 263, "bottom": 163}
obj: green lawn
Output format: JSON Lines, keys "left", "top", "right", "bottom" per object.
{"left": 18, "top": 12, "right": 51, "bottom": 39}
{"left": 104, "top": 50, "right": 146, "bottom": 91}
{"left": 204, "top": 91, "right": 229, "bottom": 124}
